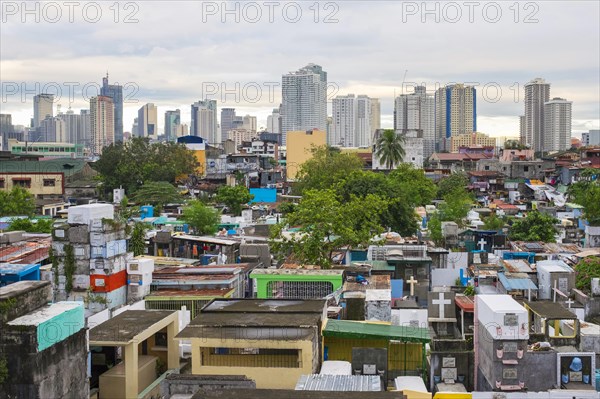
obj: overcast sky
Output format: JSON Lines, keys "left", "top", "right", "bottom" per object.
{"left": 1, "top": 0, "right": 599, "bottom": 138}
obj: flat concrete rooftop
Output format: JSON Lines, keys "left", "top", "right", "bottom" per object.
{"left": 0, "top": 280, "right": 49, "bottom": 300}
{"left": 89, "top": 310, "right": 176, "bottom": 344}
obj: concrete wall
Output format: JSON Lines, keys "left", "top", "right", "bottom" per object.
{"left": 160, "top": 374, "right": 256, "bottom": 397}
{"left": 0, "top": 329, "right": 88, "bottom": 399}
{"left": 0, "top": 281, "right": 51, "bottom": 323}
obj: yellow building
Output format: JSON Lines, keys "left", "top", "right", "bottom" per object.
{"left": 176, "top": 299, "right": 327, "bottom": 389}
{"left": 177, "top": 136, "right": 207, "bottom": 177}
{"left": 450, "top": 132, "right": 496, "bottom": 153}
{"left": 285, "top": 129, "right": 326, "bottom": 180}
{"left": 89, "top": 310, "right": 180, "bottom": 399}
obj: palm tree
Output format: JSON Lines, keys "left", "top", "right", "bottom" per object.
{"left": 375, "top": 129, "right": 405, "bottom": 170}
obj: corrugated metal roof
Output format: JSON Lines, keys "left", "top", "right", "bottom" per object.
{"left": 295, "top": 375, "right": 381, "bottom": 391}
{"left": 323, "top": 319, "right": 430, "bottom": 343}
{"left": 498, "top": 273, "right": 538, "bottom": 291}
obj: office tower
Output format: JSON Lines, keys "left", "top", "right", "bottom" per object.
{"left": 582, "top": 130, "right": 600, "bottom": 146}
{"left": 281, "top": 63, "right": 327, "bottom": 145}
{"left": 242, "top": 115, "right": 257, "bottom": 131}
{"left": 370, "top": 98, "right": 381, "bottom": 140}
{"left": 191, "top": 100, "right": 218, "bottom": 143}
{"left": 164, "top": 109, "right": 181, "bottom": 142}
{"left": 220, "top": 108, "right": 237, "bottom": 141}
{"left": 90, "top": 96, "right": 115, "bottom": 155}
{"left": 39, "top": 116, "right": 67, "bottom": 142}
{"left": 0, "top": 114, "right": 17, "bottom": 150}
{"left": 132, "top": 118, "right": 138, "bottom": 137}
{"left": 435, "top": 84, "right": 476, "bottom": 152}
{"left": 33, "top": 94, "right": 54, "bottom": 128}
{"left": 57, "top": 108, "right": 79, "bottom": 144}
{"left": 524, "top": 78, "right": 550, "bottom": 152}
{"left": 395, "top": 86, "right": 435, "bottom": 157}
{"left": 331, "top": 94, "right": 356, "bottom": 146}
{"left": 100, "top": 74, "right": 123, "bottom": 142}
{"left": 80, "top": 109, "right": 91, "bottom": 148}
{"left": 544, "top": 97, "right": 572, "bottom": 152}
{"left": 137, "top": 103, "right": 158, "bottom": 138}
{"left": 267, "top": 107, "right": 281, "bottom": 134}
{"left": 356, "top": 95, "right": 375, "bottom": 147}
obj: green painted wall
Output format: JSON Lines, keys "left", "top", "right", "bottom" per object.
{"left": 250, "top": 273, "right": 343, "bottom": 299}
{"left": 36, "top": 303, "right": 84, "bottom": 352}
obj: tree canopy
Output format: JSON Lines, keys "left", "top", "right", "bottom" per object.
{"left": 437, "top": 187, "right": 473, "bottom": 227}
{"left": 568, "top": 169, "right": 600, "bottom": 226}
{"left": 182, "top": 200, "right": 220, "bottom": 235}
{"left": 94, "top": 137, "right": 199, "bottom": 194}
{"left": 270, "top": 189, "right": 386, "bottom": 268}
{"left": 7, "top": 218, "right": 53, "bottom": 233}
{"left": 437, "top": 172, "right": 470, "bottom": 199}
{"left": 374, "top": 129, "right": 405, "bottom": 170}
{"left": 216, "top": 185, "right": 254, "bottom": 216}
{"left": 0, "top": 186, "right": 36, "bottom": 217}
{"left": 574, "top": 257, "right": 600, "bottom": 293}
{"left": 509, "top": 211, "right": 558, "bottom": 242}
{"left": 294, "top": 146, "right": 364, "bottom": 194}
{"left": 131, "top": 181, "right": 182, "bottom": 211}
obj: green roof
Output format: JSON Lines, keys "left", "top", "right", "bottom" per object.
{"left": 350, "top": 260, "right": 393, "bottom": 271}
{"left": 323, "top": 319, "right": 430, "bottom": 343}
{"left": 0, "top": 158, "right": 87, "bottom": 177}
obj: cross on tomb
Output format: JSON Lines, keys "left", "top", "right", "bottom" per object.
{"left": 407, "top": 276, "right": 418, "bottom": 297}
{"left": 432, "top": 292, "right": 451, "bottom": 319}
{"left": 565, "top": 298, "right": 575, "bottom": 309}
{"left": 477, "top": 238, "right": 488, "bottom": 251}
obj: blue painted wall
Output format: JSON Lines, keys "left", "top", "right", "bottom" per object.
{"left": 249, "top": 188, "right": 277, "bottom": 203}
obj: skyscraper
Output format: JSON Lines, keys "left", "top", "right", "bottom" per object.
{"left": 220, "top": 108, "right": 237, "bottom": 141}
{"left": 519, "top": 115, "right": 526, "bottom": 145}
{"left": 434, "top": 84, "right": 476, "bottom": 152}
{"left": 90, "top": 96, "right": 115, "bottom": 155}
{"left": 267, "top": 107, "right": 281, "bottom": 134}
{"left": 39, "top": 116, "right": 66, "bottom": 142}
{"left": 331, "top": 94, "right": 356, "bottom": 146}
{"left": 164, "top": 109, "right": 181, "bottom": 142}
{"left": 524, "top": 78, "right": 550, "bottom": 152}
{"left": 242, "top": 115, "right": 257, "bottom": 131}
{"left": 100, "top": 75, "right": 123, "bottom": 143}
{"left": 33, "top": 94, "right": 54, "bottom": 128}
{"left": 544, "top": 97, "right": 572, "bottom": 152}
{"left": 0, "top": 114, "right": 16, "bottom": 150}
{"left": 58, "top": 108, "right": 82, "bottom": 144}
{"left": 395, "top": 86, "right": 435, "bottom": 157}
{"left": 137, "top": 103, "right": 158, "bottom": 138}
{"left": 191, "top": 100, "right": 218, "bottom": 143}
{"left": 281, "top": 64, "right": 327, "bottom": 145}
{"left": 79, "top": 109, "right": 91, "bottom": 148}
{"left": 370, "top": 98, "right": 381, "bottom": 140}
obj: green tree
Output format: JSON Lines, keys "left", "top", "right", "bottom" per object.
{"left": 428, "top": 213, "right": 443, "bottom": 246}
{"left": 94, "top": 137, "right": 199, "bottom": 194}
{"left": 0, "top": 186, "right": 36, "bottom": 217}
{"left": 374, "top": 129, "right": 405, "bottom": 170}
{"left": 270, "top": 189, "right": 386, "bottom": 268}
{"left": 294, "top": 146, "right": 364, "bottom": 194}
{"left": 482, "top": 213, "right": 505, "bottom": 231}
{"left": 387, "top": 164, "right": 437, "bottom": 207}
{"left": 277, "top": 202, "right": 297, "bottom": 216}
{"left": 129, "top": 222, "right": 147, "bottom": 256}
{"left": 509, "top": 211, "right": 558, "bottom": 242}
{"left": 216, "top": 185, "right": 254, "bottom": 216}
{"left": 568, "top": 169, "right": 600, "bottom": 226}
{"left": 574, "top": 257, "right": 600, "bottom": 293}
{"left": 182, "top": 200, "right": 220, "bottom": 235}
{"left": 437, "top": 188, "right": 473, "bottom": 227}
{"left": 437, "top": 172, "right": 470, "bottom": 199}
{"left": 7, "top": 218, "right": 53, "bottom": 233}
{"left": 131, "top": 181, "right": 182, "bottom": 212}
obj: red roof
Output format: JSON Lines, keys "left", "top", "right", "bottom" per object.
{"left": 455, "top": 295, "right": 475, "bottom": 312}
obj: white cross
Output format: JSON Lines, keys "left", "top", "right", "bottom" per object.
{"left": 407, "top": 276, "right": 418, "bottom": 297}
{"left": 432, "top": 292, "right": 451, "bottom": 319}
{"left": 477, "top": 238, "right": 488, "bottom": 251}
{"left": 565, "top": 298, "right": 575, "bottom": 308}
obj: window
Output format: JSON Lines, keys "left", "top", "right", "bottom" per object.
{"left": 43, "top": 179, "right": 56, "bottom": 187}
{"left": 154, "top": 332, "right": 168, "bottom": 348}
{"left": 485, "top": 166, "right": 490, "bottom": 170}
{"left": 12, "top": 178, "right": 31, "bottom": 188}
{"left": 524, "top": 166, "right": 529, "bottom": 172}
{"left": 0, "top": 179, "right": 4, "bottom": 188}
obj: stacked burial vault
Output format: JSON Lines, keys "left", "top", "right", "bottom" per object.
{"left": 50, "top": 204, "right": 131, "bottom": 314}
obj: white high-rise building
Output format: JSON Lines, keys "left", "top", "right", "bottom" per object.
{"left": 57, "top": 108, "right": 83, "bottom": 144}
{"left": 331, "top": 94, "right": 356, "bottom": 147}
{"left": 544, "top": 97, "right": 572, "bottom": 152}
{"left": 79, "top": 109, "right": 91, "bottom": 148}
{"left": 281, "top": 64, "right": 327, "bottom": 145}
{"left": 242, "top": 115, "right": 257, "bottom": 132}
{"left": 33, "top": 94, "right": 54, "bottom": 128}
{"left": 370, "top": 98, "right": 381, "bottom": 140}
{"left": 39, "top": 116, "right": 66, "bottom": 143}
{"left": 137, "top": 103, "right": 158, "bottom": 138}
{"left": 90, "top": 96, "right": 115, "bottom": 155}
{"left": 395, "top": 86, "right": 435, "bottom": 157}
{"left": 524, "top": 78, "right": 550, "bottom": 152}
{"left": 582, "top": 130, "right": 600, "bottom": 146}
{"left": 267, "top": 107, "right": 281, "bottom": 134}
{"left": 191, "top": 100, "right": 218, "bottom": 143}
{"left": 331, "top": 94, "right": 378, "bottom": 147}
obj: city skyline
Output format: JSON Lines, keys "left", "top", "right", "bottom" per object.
{"left": 1, "top": 2, "right": 598, "bottom": 138}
